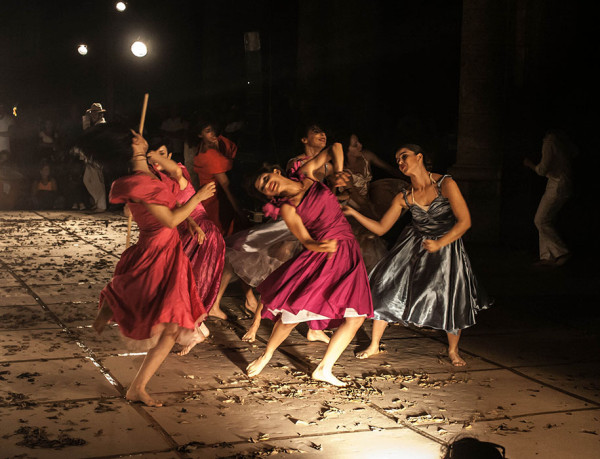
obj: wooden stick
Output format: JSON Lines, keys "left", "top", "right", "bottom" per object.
{"left": 126, "top": 93, "right": 150, "bottom": 249}
{"left": 139, "top": 93, "right": 149, "bottom": 134}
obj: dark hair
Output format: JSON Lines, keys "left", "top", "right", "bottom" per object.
{"left": 246, "top": 163, "right": 285, "bottom": 204}
{"left": 148, "top": 136, "right": 174, "bottom": 154}
{"left": 398, "top": 143, "right": 432, "bottom": 170}
{"left": 188, "top": 116, "right": 217, "bottom": 148}
{"left": 75, "top": 123, "right": 134, "bottom": 178}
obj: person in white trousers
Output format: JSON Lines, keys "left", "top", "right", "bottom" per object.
{"left": 524, "top": 130, "right": 578, "bottom": 266}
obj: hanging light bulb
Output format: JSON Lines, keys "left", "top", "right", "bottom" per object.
{"left": 131, "top": 41, "right": 148, "bottom": 57}
{"left": 78, "top": 44, "right": 88, "bottom": 56}
{"left": 115, "top": 2, "right": 127, "bottom": 12}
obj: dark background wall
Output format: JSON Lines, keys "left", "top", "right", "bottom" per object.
{"left": 1, "top": 0, "right": 596, "bottom": 248}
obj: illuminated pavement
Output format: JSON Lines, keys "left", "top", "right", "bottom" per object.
{"left": 1, "top": 211, "right": 599, "bottom": 458}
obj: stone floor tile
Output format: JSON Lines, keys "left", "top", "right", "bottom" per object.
{"left": 0, "top": 358, "right": 120, "bottom": 401}
{"left": 516, "top": 362, "right": 600, "bottom": 404}
{"left": 147, "top": 387, "right": 401, "bottom": 448}
{"left": 0, "top": 305, "right": 60, "bottom": 330}
{"left": 0, "top": 398, "right": 173, "bottom": 458}
{"left": 460, "top": 329, "right": 599, "bottom": 367}
{"left": 0, "top": 286, "right": 37, "bottom": 306}
{"left": 183, "top": 427, "right": 443, "bottom": 459}
{"left": 0, "top": 330, "right": 84, "bottom": 361}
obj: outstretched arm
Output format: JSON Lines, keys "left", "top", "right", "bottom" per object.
{"left": 422, "top": 178, "right": 471, "bottom": 252}
{"left": 343, "top": 192, "right": 405, "bottom": 236}
{"left": 300, "top": 143, "right": 344, "bottom": 180}
{"left": 280, "top": 204, "right": 337, "bottom": 253}
{"left": 363, "top": 150, "right": 402, "bottom": 177}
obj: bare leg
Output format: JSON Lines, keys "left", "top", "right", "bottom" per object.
{"left": 209, "top": 263, "right": 233, "bottom": 320}
{"left": 126, "top": 324, "right": 179, "bottom": 406}
{"left": 356, "top": 319, "right": 388, "bottom": 359}
{"left": 306, "top": 328, "right": 330, "bottom": 344}
{"left": 177, "top": 322, "right": 210, "bottom": 356}
{"left": 241, "top": 283, "right": 259, "bottom": 313}
{"left": 447, "top": 330, "right": 465, "bottom": 366}
{"left": 246, "top": 320, "right": 297, "bottom": 377}
{"left": 313, "top": 316, "right": 365, "bottom": 386}
{"left": 93, "top": 299, "right": 113, "bottom": 335}
{"left": 242, "top": 302, "right": 263, "bottom": 342}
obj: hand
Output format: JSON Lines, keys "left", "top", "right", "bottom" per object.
{"left": 316, "top": 239, "right": 338, "bottom": 253}
{"left": 146, "top": 150, "right": 160, "bottom": 165}
{"left": 332, "top": 170, "right": 351, "bottom": 188}
{"left": 188, "top": 222, "right": 206, "bottom": 244}
{"left": 130, "top": 130, "right": 148, "bottom": 157}
{"left": 196, "top": 182, "right": 216, "bottom": 201}
{"left": 422, "top": 239, "right": 442, "bottom": 253}
{"left": 341, "top": 205, "right": 354, "bottom": 216}
{"left": 523, "top": 158, "right": 535, "bottom": 169}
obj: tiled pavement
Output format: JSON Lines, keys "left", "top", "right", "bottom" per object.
{"left": 0, "top": 211, "right": 599, "bottom": 458}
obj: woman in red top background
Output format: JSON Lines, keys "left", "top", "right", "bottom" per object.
{"left": 192, "top": 120, "right": 245, "bottom": 236}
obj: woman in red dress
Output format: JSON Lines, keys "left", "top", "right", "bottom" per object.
{"left": 84, "top": 125, "right": 216, "bottom": 407}
{"left": 191, "top": 120, "right": 245, "bottom": 236}
{"left": 147, "top": 138, "right": 226, "bottom": 320}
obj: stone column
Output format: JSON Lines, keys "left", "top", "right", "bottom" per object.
{"left": 449, "top": 0, "right": 509, "bottom": 242}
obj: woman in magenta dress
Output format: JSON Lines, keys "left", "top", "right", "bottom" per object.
{"left": 147, "top": 138, "right": 226, "bottom": 319}
{"left": 84, "top": 126, "right": 216, "bottom": 407}
{"left": 246, "top": 145, "right": 373, "bottom": 387}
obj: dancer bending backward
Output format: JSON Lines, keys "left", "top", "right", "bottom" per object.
{"left": 90, "top": 127, "right": 216, "bottom": 406}
{"left": 146, "top": 138, "right": 226, "bottom": 326}
{"left": 213, "top": 124, "right": 344, "bottom": 337}
{"left": 344, "top": 144, "right": 491, "bottom": 366}
{"left": 247, "top": 146, "right": 373, "bottom": 386}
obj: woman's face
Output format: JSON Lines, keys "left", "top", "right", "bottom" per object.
{"left": 254, "top": 169, "right": 290, "bottom": 198}
{"left": 199, "top": 125, "right": 218, "bottom": 146}
{"left": 302, "top": 127, "right": 327, "bottom": 150}
{"left": 395, "top": 148, "right": 420, "bottom": 175}
{"left": 147, "top": 145, "right": 171, "bottom": 171}
{"left": 40, "top": 165, "right": 51, "bottom": 179}
{"left": 348, "top": 134, "right": 363, "bottom": 155}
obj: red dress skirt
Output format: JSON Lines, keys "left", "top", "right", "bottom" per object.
{"left": 99, "top": 172, "right": 207, "bottom": 349}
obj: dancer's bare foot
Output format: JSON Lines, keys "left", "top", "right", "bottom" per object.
{"left": 176, "top": 323, "right": 209, "bottom": 356}
{"left": 246, "top": 353, "right": 272, "bottom": 377}
{"left": 356, "top": 345, "right": 386, "bottom": 359}
{"left": 125, "top": 387, "right": 163, "bottom": 407}
{"left": 93, "top": 303, "right": 113, "bottom": 335}
{"left": 244, "top": 297, "right": 258, "bottom": 314}
{"left": 209, "top": 307, "right": 228, "bottom": 320}
{"left": 312, "top": 367, "right": 346, "bottom": 387}
{"left": 448, "top": 349, "right": 466, "bottom": 367}
{"left": 307, "top": 329, "right": 330, "bottom": 344}
{"left": 242, "top": 325, "right": 258, "bottom": 343}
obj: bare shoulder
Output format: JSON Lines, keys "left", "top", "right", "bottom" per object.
{"left": 392, "top": 191, "right": 408, "bottom": 208}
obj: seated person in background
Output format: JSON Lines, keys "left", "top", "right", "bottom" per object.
{"left": 31, "top": 162, "right": 58, "bottom": 209}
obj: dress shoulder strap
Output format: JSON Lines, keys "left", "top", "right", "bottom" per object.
{"left": 401, "top": 188, "right": 411, "bottom": 206}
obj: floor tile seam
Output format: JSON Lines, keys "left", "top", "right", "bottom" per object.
{"left": 366, "top": 401, "right": 448, "bottom": 446}
{"left": 395, "top": 405, "right": 600, "bottom": 430}
{"left": 416, "top": 330, "right": 600, "bottom": 407}
{"left": 32, "top": 211, "right": 122, "bottom": 260}
{"left": 0, "top": 258, "right": 186, "bottom": 457}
